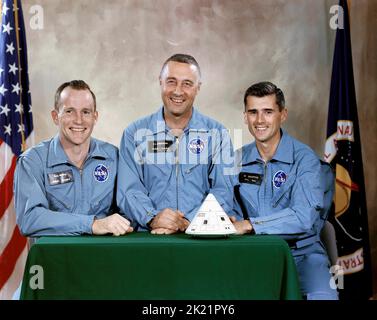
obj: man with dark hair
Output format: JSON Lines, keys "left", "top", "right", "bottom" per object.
{"left": 117, "top": 54, "right": 234, "bottom": 234}
{"left": 159, "top": 53, "right": 202, "bottom": 79}
{"left": 231, "top": 81, "right": 338, "bottom": 300}
{"left": 14, "top": 80, "right": 133, "bottom": 236}
{"left": 242, "top": 81, "right": 285, "bottom": 111}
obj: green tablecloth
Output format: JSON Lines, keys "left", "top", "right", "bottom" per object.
{"left": 20, "top": 233, "right": 302, "bottom": 300}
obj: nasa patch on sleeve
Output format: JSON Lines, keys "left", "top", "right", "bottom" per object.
{"left": 273, "top": 170, "right": 287, "bottom": 188}
{"left": 93, "top": 164, "right": 109, "bottom": 182}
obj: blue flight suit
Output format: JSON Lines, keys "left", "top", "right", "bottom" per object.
{"left": 117, "top": 107, "right": 234, "bottom": 230}
{"left": 14, "top": 135, "right": 119, "bottom": 236}
{"left": 234, "top": 129, "right": 338, "bottom": 300}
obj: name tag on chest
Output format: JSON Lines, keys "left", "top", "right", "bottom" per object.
{"left": 48, "top": 170, "right": 74, "bottom": 186}
{"left": 239, "top": 172, "right": 263, "bottom": 185}
{"left": 148, "top": 140, "right": 174, "bottom": 153}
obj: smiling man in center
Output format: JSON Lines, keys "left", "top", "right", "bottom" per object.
{"left": 117, "top": 54, "right": 234, "bottom": 234}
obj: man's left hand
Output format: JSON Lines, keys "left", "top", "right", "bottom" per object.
{"left": 229, "top": 216, "right": 253, "bottom": 235}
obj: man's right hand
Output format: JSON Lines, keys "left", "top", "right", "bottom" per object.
{"left": 149, "top": 208, "right": 189, "bottom": 233}
{"left": 92, "top": 213, "right": 133, "bottom": 236}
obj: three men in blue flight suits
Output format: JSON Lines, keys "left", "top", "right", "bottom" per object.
{"left": 231, "top": 81, "right": 338, "bottom": 299}
{"left": 14, "top": 58, "right": 336, "bottom": 300}
{"left": 14, "top": 80, "right": 133, "bottom": 236}
{"left": 117, "top": 54, "right": 234, "bottom": 233}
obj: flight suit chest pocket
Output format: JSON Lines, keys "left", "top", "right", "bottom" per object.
{"left": 143, "top": 156, "right": 173, "bottom": 177}
{"left": 183, "top": 163, "right": 209, "bottom": 191}
{"left": 239, "top": 182, "right": 259, "bottom": 212}
{"left": 45, "top": 182, "right": 75, "bottom": 212}
{"left": 183, "top": 163, "right": 202, "bottom": 175}
{"left": 45, "top": 169, "right": 75, "bottom": 212}
{"left": 237, "top": 170, "right": 262, "bottom": 212}
{"left": 90, "top": 189, "right": 114, "bottom": 215}
{"left": 143, "top": 137, "right": 175, "bottom": 177}
{"left": 183, "top": 163, "right": 208, "bottom": 182}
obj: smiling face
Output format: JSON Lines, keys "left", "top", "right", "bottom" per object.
{"left": 244, "top": 94, "right": 287, "bottom": 146}
{"left": 160, "top": 61, "right": 201, "bottom": 122}
{"left": 51, "top": 87, "right": 98, "bottom": 149}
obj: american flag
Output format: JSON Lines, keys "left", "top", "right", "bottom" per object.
{"left": 0, "top": 0, "right": 33, "bottom": 300}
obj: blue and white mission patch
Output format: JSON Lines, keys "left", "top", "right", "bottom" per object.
{"left": 188, "top": 138, "right": 205, "bottom": 154}
{"left": 273, "top": 170, "right": 287, "bottom": 188}
{"left": 93, "top": 164, "right": 109, "bottom": 182}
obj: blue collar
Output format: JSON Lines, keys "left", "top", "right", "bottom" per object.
{"left": 241, "top": 129, "right": 294, "bottom": 165}
{"left": 271, "top": 129, "right": 294, "bottom": 164}
{"left": 148, "top": 106, "right": 209, "bottom": 136}
{"left": 47, "top": 135, "right": 108, "bottom": 167}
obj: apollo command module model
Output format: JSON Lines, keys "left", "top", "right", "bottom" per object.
{"left": 185, "top": 193, "right": 236, "bottom": 237}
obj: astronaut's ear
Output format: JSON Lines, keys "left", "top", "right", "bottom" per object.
{"left": 243, "top": 111, "right": 248, "bottom": 125}
{"left": 280, "top": 107, "right": 288, "bottom": 123}
{"left": 51, "top": 109, "right": 59, "bottom": 125}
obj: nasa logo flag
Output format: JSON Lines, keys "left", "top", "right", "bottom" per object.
{"left": 324, "top": 0, "right": 372, "bottom": 300}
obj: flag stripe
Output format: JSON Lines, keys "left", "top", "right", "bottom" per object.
{"left": 0, "top": 245, "right": 28, "bottom": 300}
{"left": 0, "top": 225, "right": 27, "bottom": 289}
{"left": 0, "top": 139, "right": 14, "bottom": 183}
{"left": 0, "top": 154, "right": 16, "bottom": 220}
{"left": 0, "top": 199, "right": 17, "bottom": 254}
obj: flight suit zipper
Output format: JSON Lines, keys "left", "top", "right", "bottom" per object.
{"left": 175, "top": 137, "right": 180, "bottom": 211}
{"left": 260, "top": 161, "right": 268, "bottom": 215}
{"left": 79, "top": 167, "right": 83, "bottom": 212}
{"left": 263, "top": 161, "right": 267, "bottom": 197}
{"left": 253, "top": 215, "right": 289, "bottom": 224}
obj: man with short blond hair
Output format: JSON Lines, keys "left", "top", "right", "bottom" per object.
{"left": 14, "top": 80, "right": 133, "bottom": 236}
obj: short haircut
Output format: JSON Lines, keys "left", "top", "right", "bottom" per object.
{"left": 243, "top": 81, "right": 285, "bottom": 111}
{"left": 54, "top": 80, "right": 96, "bottom": 111}
{"left": 160, "top": 53, "right": 201, "bottom": 80}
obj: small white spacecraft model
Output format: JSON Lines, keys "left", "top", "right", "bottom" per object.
{"left": 186, "top": 193, "right": 237, "bottom": 237}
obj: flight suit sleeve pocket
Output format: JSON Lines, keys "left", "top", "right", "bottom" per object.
{"left": 127, "top": 190, "right": 159, "bottom": 220}
{"left": 301, "top": 177, "right": 324, "bottom": 210}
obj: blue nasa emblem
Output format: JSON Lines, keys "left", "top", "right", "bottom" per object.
{"left": 93, "top": 164, "right": 109, "bottom": 182}
{"left": 273, "top": 170, "right": 287, "bottom": 188}
{"left": 188, "top": 138, "right": 205, "bottom": 154}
